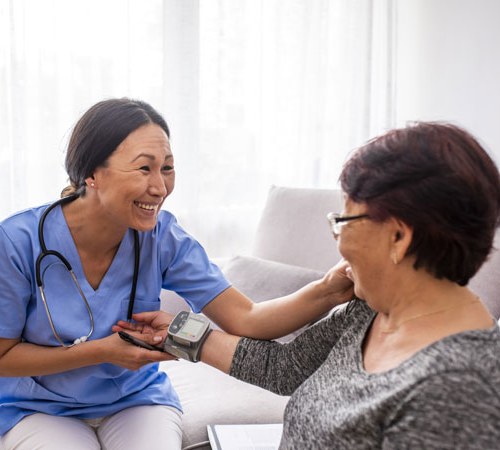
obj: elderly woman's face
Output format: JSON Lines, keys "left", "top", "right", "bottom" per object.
{"left": 91, "top": 123, "right": 175, "bottom": 232}
{"left": 337, "top": 198, "right": 395, "bottom": 302}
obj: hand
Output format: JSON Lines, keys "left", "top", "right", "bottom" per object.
{"left": 320, "top": 259, "right": 355, "bottom": 305}
{"left": 97, "top": 331, "right": 176, "bottom": 370}
{"left": 112, "top": 310, "right": 175, "bottom": 348}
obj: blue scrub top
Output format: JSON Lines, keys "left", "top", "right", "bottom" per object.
{"left": 0, "top": 203, "right": 230, "bottom": 435}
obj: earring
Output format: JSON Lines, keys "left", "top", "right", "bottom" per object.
{"left": 90, "top": 182, "right": 95, "bottom": 188}
{"left": 392, "top": 253, "right": 399, "bottom": 265}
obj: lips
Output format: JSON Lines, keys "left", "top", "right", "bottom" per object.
{"left": 134, "top": 201, "right": 159, "bottom": 212}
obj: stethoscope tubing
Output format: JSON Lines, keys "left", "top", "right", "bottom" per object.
{"left": 36, "top": 193, "right": 139, "bottom": 347}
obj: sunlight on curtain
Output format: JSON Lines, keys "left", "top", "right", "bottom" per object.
{"left": 0, "top": 0, "right": 166, "bottom": 215}
{"left": 174, "top": 0, "right": 396, "bottom": 257}
{"left": 0, "top": 0, "right": 395, "bottom": 259}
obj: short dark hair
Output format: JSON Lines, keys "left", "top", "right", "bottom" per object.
{"left": 64, "top": 98, "right": 170, "bottom": 196}
{"left": 340, "top": 122, "right": 500, "bottom": 285}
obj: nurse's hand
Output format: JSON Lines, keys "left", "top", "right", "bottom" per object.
{"left": 320, "top": 259, "right": 355, "bottom": 305}
{"left": 99, "top": 331, "right": 176, "bottom": 370}
{"left": 112, "top": 311, "right": 174, "bottom": 349}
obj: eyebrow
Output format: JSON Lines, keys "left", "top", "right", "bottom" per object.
{"left": 131, "top": 153, "right": 173, "bottom": 162}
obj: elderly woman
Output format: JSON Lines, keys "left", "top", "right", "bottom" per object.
{"left": 125, "top": 122, "right": 500, "bottom": 448}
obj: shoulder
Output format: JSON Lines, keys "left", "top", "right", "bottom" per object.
{"left": 152, "top": 210, "right": 194, "bottom": 241}
{"left": 1, "top": 204, "right": 46, "bottom": 228}
{"left": 150, "top": 210, "right": 208, "bottom": 257}
{"left": 420, "top": 325, "right": 500, "bottom": 378}
{"left": 328, "top": 298, "right": 374, "bottom": 328}
{"left": 395, "top": 326, "right": 500, "bottom": 416}
{"left": 345, "top": 297, "right": 374, "bottom": 317}
{"left": 0, "top": 204, "right": 48, "bottom": 243}
{"left": 148, "top": 210, "right": 188, "bottom": 245}
{"left": 305, "top": 298, "right": 374, "bottom": 345}
{"left": 154, "top": 209, "right": 177, "bottom": 231}
{"left": 385, "top": 332, "right": 500, "bottom": 447}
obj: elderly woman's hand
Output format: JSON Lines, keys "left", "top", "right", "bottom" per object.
{"left": 320, "top": 259, "right": 355, "bottom": 306}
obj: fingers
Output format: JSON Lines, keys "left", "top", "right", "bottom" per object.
{"left": 124, "top": 350, "right": 178, "bottom": 370}
{"left": 112, "top": 320, "right": 139, "bottom": 332}
{"left": 143, "top": 348, "right": 176, "bottom": 363}
{"left": 113, "top": 333, "right": 177, "bottom": 367}
{"left": 132, "top": 311, "right": 162, "bottom": 322}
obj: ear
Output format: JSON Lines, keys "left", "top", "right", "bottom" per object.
{"left": 85, "top": 176, "right": 96, "bottom": 189}
{"left": 390, "top": 218, "right": 413, "bottom": 264}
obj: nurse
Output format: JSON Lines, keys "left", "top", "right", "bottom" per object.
{"left": 0, "top": 98, "right": 346, "bottom": 450}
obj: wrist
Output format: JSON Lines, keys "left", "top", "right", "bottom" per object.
{"left": 315, "top": 276, "right": 354, "bottom": 307}
{"left": 198, "top": 330, "right": 241, "bottom": 373}
{"left": 162, "top": 311, "right": 212, "bottom": 362}
{"left": 85, "top": 339, "right": 108, "bottom": 365}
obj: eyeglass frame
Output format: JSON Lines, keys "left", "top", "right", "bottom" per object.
{"left": 326, "top": 212, "right": 370, "bottom": 236}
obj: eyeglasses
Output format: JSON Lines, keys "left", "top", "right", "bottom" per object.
{"left": 326, "top": 212, "right": 370, "bottom": 236}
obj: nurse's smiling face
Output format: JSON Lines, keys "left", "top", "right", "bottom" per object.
{"left": 90, "top": 123, "right": 175, "bottom": 232}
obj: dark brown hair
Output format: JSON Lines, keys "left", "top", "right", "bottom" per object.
{"left": 340, "top": 122, "right": 500, "bottom": 285}
{"left": 63, "top": 98, "right": 170, "bottom": 196}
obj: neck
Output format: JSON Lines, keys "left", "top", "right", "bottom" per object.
{"left": 62, "top": 196, "right": 127, "bottom": 255}
{"left": 378, "top": 298, "right": 480, "bottom": 334}
{"left": 373, "top": 270, "right": 480, "bottom": 334}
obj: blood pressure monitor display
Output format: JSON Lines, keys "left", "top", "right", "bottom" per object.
{"left": 178, "top": 318, "right": 205, "bottom": 338}
{"left": 168, "top": 311, "right": 210, "bottom": 345}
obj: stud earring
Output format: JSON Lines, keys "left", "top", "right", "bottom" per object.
{"left": 90, "top": 182, "right": 95, "bottom": 188}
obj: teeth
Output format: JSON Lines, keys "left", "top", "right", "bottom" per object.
{"left": 136, "top": 202, "right": 157, "bottom": 211}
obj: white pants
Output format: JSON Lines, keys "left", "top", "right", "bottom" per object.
{"left": 1, "top": 405, "right": 182, "bottom": 450}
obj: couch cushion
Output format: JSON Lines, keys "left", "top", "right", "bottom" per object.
{"left": 252, "top": 185, "right": 343, "bottom": 272}
{"left": 162, "top": 359, "right": 289, "bottom": 449}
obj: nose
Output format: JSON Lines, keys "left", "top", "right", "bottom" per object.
{"left": 331, "top": 230, "right": 340, "bottom": 241}
{"left": 149, "top": 171, "right": 168, "bottom": 197}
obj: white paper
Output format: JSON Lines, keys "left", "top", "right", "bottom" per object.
{"left": 207, "top": 423, "right": 283, "bottom": 450}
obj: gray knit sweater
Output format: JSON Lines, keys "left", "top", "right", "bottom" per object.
{"left": 230, "top": 299, "right": 500, "bottom": 449}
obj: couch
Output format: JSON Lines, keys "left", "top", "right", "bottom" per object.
{"left": 160, "top": 185, "right": 500, "bottom": 449}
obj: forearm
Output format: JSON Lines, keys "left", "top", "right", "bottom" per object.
{"left": 0, "top": 340, "right": 106, "bottom": 377}
{"left": 199, "top": 330, "right": 241, "bottom": 374}
{"left": 245, "top": 279, "right": 339, "bottom": 339}
{"left": 208, "top": 281, "right": 346, "bottom": 340}
{"left": 203, "top": 259, "right": 353, "bottom": 340}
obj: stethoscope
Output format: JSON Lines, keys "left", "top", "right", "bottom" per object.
{"left": 35, "top": 193, "right": 140, "bottom": 347}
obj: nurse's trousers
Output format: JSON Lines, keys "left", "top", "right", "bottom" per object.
{"left": 1, "top": 405, "right": 182, "bottom": 450}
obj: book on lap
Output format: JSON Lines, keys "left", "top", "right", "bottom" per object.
{"left": 207, "top": 423, "right": 283, "bottom": 450}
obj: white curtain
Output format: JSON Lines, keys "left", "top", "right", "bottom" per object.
{"left": 0, "top": 0, "right": 396, "bottom": 258}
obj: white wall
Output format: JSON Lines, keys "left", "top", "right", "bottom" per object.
{"left": 395, "top": 0, "right": 500, "bottom": 163}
